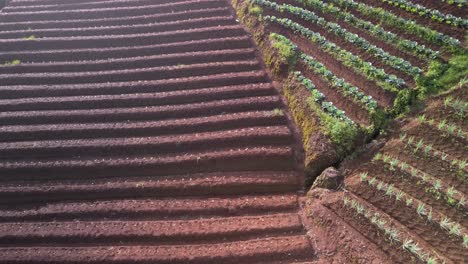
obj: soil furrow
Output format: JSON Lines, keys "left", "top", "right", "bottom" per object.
{"left": 409, "top": 0, "right": 467, "bottom": 18}
{"left": 0, "top": 0, "right": 312, "bottom": 262}
{"left": 364, "top": 0, "right": 465, "bottom": 41}
{"left": 0, "top": 214, "right": 304, "bottom": 246}
{"left": 0, "top": 60, "right": 261, "bottom": 86}
{"left": 0, "top": 16, "right": 238, "bottom": 39}
{"left": 0, "top": 126, "right": 294, "bottom": 159}
{"left": 0, "top": 171, "right": 300, "bottom": 204}
{"left": 0, "top": 96, "right": 283, "bottom": 125}
{"left": 323, "top": 196, "right": 416, "bottom": 263}
{"left": 0, "top": 49, "right": 257, "bottom": 74}
{"left": 296, "top": 61, "right": 373, "bottom": 126}
{"left": 0, "top": 71, "right": 268, "bottom": 99}
{"left": 261, "top": 5, "right": 415, "bottom": 87}
{"left": 0, "top": 111, "right": 287, "bottom": 142}
{"left": 0, "top": 146, "right": 296, "bottom": 179}
{"left": 278, "top": 0, "right": 425, "bottom": 68}
{"left": 0, "top": 82, "right": 274, "bottom": 112}
{"left": 0, "top": 0, "right": 227, "bottom": 22}
{"left": 3, "top": 0, "right": 189, "bottom": 12}
{"left": 384, "top": 140, "right": 467, "bottom": 194}
{"left": 6, "top": 0, "right": 145, "bottom": 7}
{"left": 0, "top": 7, "right": 231, "bottom": 31}
{"left": 403, "top": 123, "right": 467, "bottom": 162}
{"left": 0, "top": 25, "right": 247, "bottom": 51}
{"left": 266, "top": 18, "right": 395, "bottom": 111}
{"left": 0, "top": 235, "right": 314, "bottom": 264}
{"left": 358, "top": 159, "right": 466, "bottom": 224}
{"left": 349, "top": 182, "right": 468, "bottom": 263}
{"left": 0, "top": 36, "right": 252, "bottom": 63}
{"left": 0, "top": 194, "right": 298, "bottom": 221}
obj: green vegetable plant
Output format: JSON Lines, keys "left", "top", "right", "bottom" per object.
{"left": 301, "top": 53, "right": 379, "bottom": 114}
{"left": 329, "top": 0, "right": 462, "bottom": 52}
{"left": 440, "top": 0, "right": 466, "bottom": 7}
{"left": 373, "top": 152, "right": 465, "bottom": 208}
{"left": 417, "top": 115, "right": 466, "bottom": 139}
{"left": 291, "top": 0, "right": 439, "bottom": 60}
{"left": 399, "top": 134, "right": 467, "bottom": 176}
{"left": 23, "top": 35, "right": 36, "bottom": 40}
{"left": 3, "top": 59, "right": 21, "bottom": 66}
{"left": 343, "top": 195, "right": 440, "bottom": 262}
{"left": 444, "top": 96, "right": 466, "bottom": 119}
{"left": 360, "top": 174, "right": 467, "bottom": 248}
{"left": 253, "top": 0, "right": 422, "bottom": 77}
{"left": 381, "top": 0, "right": 468, "bottom": 27}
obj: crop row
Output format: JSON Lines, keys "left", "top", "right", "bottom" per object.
{"left": 254, "top": 0, "right": 422, "bottom": 77}
{"left": 444, "top": 96, "right": 466, "bottom": 119}
{"left": 290, "top": 0, "right": 438, "bottom": 60}
{"left": 261, "top": 15, "right": 406, "bottom": 95}
{"left": 374, "top": 152, "right": 466, "bottom": 208}
{"left": 440, "top": 0, "right": 466, "bottom": 7}
{"left": 329, "top": 0, "right": 462, "bottom": 51}
{"left": 381, "top": 0, "right": 468, "bottom": 28}
{"left": 417, "top": 115, "right": 466, "bottom": 139}
{"left": 293, "top": 71, "right": 354, "bottom": 124}
{"left": 399, "top": 133, "right": 467, "bottom": 175}
{"left": 343, "top": 195, "right": 440, "bottom": 263}
{"left": 359, "top": 172, "right": 468, "bottom": 248}
{"left": 269, "top": 31, "right": 379, "bottom": 119}
{"left": 299, "top": 52, "right": 378, "bottom": 114}
{"left": 269, "top": 33, "right": 354, "bottom": 124}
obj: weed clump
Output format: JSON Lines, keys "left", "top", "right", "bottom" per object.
{"left": 23, "top": 35, "right": 36, "bottom": 40}
{"left": 307, "top": 97, "right": 358, "bottom": 155}
{"left": 417, "top": 54, "right": 468, "bottom": 96}
{"left": 4, "top": 59, "right": 20, "bottom": 66}
{"left": 271, "top": 108, "right": 284, "bottom": 116}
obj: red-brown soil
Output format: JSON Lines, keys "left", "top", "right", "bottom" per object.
{"left": 1, "top": 0, "right": 465, "bottom": 263}
{"left": 364, "top": 0, "right": 465, "bottom": 41}
{"left": 260, "top": 6, "right": 416, "bottom": 86}
{"left": 233, "top": 0, "right": 467, "bottom": 262}
{"left": 0, "top": 0, "right": 317, "bottom": 262}
{"left": 261, "top": 5, "right": 415, "bottom": 90}
{"left": 312, "top": 190, "right": 418, "bottom": 263}
{"left": 348, "top": 181, "right": 467, "bottom": 263}
{"left": 278, "top": 0, "right": 426, "bottom": 69}
{"left": 339, "top": 4, "right": 445, "bottom": 55}
{"left": 353, "top": 158, "right": 466, "bottom": 224}
{"left": 410, "top": 0, "right": 467, "bottom": 18}
{"left": 254, "top": 19, "right": 386, "bottom": 125}
{"left": 328, "top": 86, "right": 468, "bottom": 263}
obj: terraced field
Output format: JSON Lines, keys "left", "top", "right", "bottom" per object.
{"left": 235, "top": 0, "right": 467, "bottom": 176}
{"left": 0, "top": 0, "right": 315, "bottom": 263}
{"left": 234, "top": 0, "right": 467, "bottom": 262}
{"left": 0, "top": 0, "right": 467, "bottom": 263}
{"left": 336, "top": 87, "right": 467, "bottom": 263}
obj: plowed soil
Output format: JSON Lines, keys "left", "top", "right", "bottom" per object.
{"left": 0, "top": 0, "right": 316, "bottom": 263}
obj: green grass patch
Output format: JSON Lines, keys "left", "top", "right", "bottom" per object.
{"left": 307, "top": 97, "right": 358, "bottom": 155}
{"left": 248, "top": 3, "right": 262, "bottom": 16}
{"left": 269, "top": 33, "right": 299, "bottom": 70}
{"left": 417, "top": 53, "right": 468, "bottom": 96}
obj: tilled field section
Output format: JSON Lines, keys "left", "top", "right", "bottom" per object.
{"left": 0, "top": 0, "right": 314, "bottom": 263}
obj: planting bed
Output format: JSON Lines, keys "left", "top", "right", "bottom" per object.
{"left": 0, "top": 0, "right": 466, "bottom": 263}
{"left": 0, "top": 0, "right": 315, "bottom": 263}
{"left": 232, "top": 0, "right": 467, "bottom": 262}
{"left": 234, "top": 0, "right": 467, "bottom": 175}
{"left": 337, "top": 87, "right": 468, "bottom": 263}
